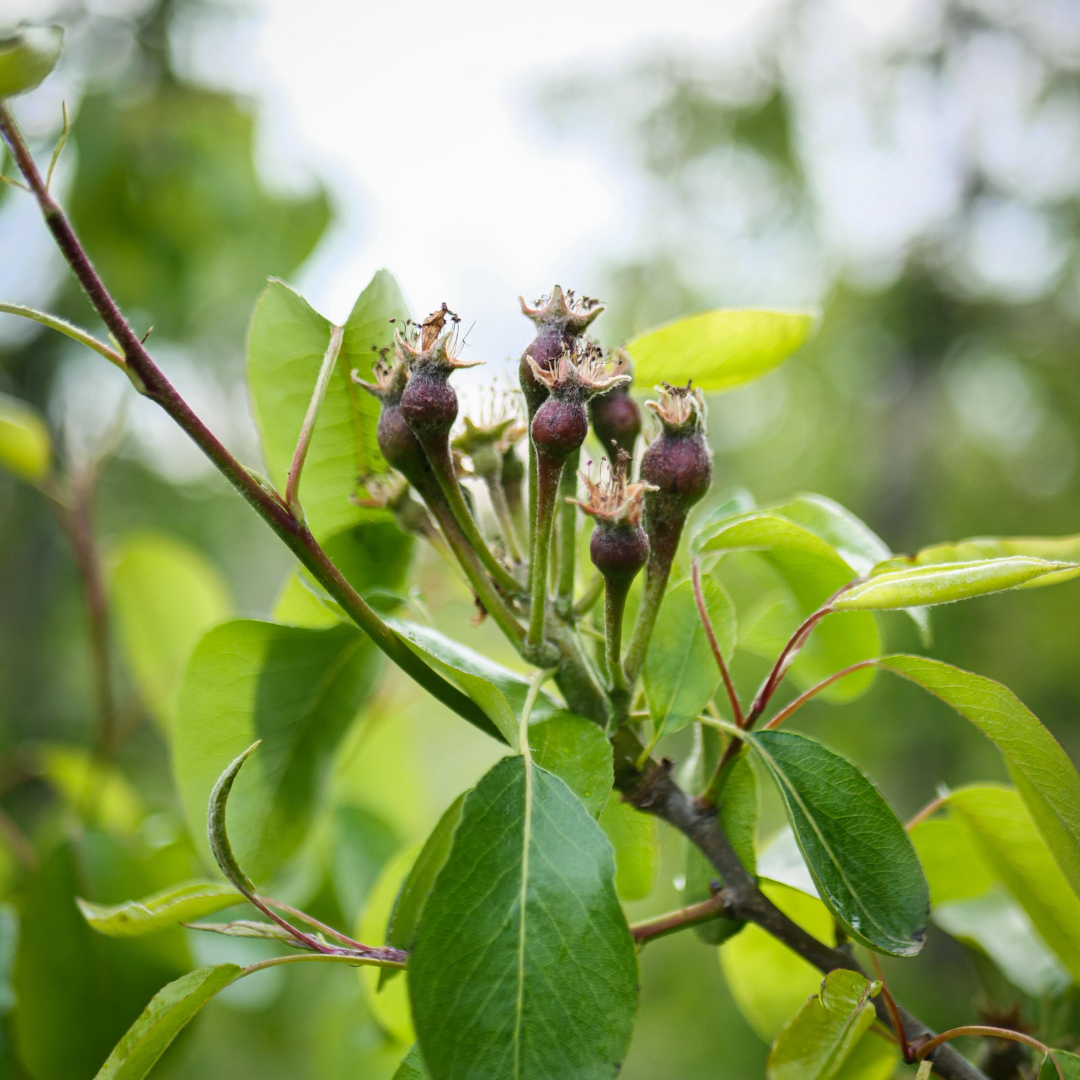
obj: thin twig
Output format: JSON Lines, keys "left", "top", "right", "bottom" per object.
{"left": 285, "top": 323, "right": 344, "bottom": 515}
{"left": 0, "top": 303, "right": 125, "bottom": 369}
{"left": 914, "top": 1027, "right": 1061, "bottom": 1078}
{"left": 870, "top": 953, "right": 913, "bottom": 1062}
{"left": 45, "top": 101, "right": 69, "bottom": 192}
{"left": 261, "top": 897, "right": 369, "bottom": 952}
{"left": 691, "top": 559, "right": 743, "bottom": 726}
{"left": 630, "top": 891, "right": 730, "bottom": 945}
{"left": 763, "top": 659, "right": 877, "bottom": 730}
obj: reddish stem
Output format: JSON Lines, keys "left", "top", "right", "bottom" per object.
{"left": 914, "top": 1027, "right": 1060, "bottom": 1078}
{"left": 763, "top": 660, "right": 878, "bottom": 730}
{"left": 691, "top": 559, "right": 743, "bottom": 727}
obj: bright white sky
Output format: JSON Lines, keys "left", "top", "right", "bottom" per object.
{"left": 224, "top": 0, "right": 778, "bottom": 360}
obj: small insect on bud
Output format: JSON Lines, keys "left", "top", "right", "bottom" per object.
{"left": 589, "top": 350, "right": 642, "bottom": 460}
{"left": 640, "top": 382, "right": 713, "bottom": 524}
{"left": 574, "top": 454, "right": 653, "bottom": 587}
{"left": 518, "top": 287, "right": 604, "bottom": 416}
{"left": 397, "top": 305, "right": 481, "bottom": 441}
{"left": 529, "top": 343, "right": 629, "bottom": 467}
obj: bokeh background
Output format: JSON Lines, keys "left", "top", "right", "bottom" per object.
{"left": 1, "top": 0, "right": 1079, "bottom": 1076}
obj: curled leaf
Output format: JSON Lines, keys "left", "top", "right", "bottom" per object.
{"left": 207, "top": 742, "right": 260, "bottom": 894}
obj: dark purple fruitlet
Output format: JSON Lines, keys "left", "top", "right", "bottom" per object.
{"left": 575, "top": 458, "right": 651, "bottom": 588}
{"left": 589, "top": 353, "right": 641, "bottom": 459}
{"left": 518, "top": 287, "right": 604, "bottom": 416}
{"left": 354, "top": 360, "right": 433, "bottom": 485}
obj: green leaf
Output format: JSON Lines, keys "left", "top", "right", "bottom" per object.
{"left": 909, "top": 818, "right": 995, "bottom": 907}
{"left": 831, "top": 1034, "right": 899, "bottom": 1080}
{"left": 394, "top": 1045, "right": 431, "bottom": 1080}
{"left": 765, "top": 969, "right": 879, "bottom": 1080}
{"left": 331, "top": 805, "right": 400, "bottom": 924}
{"left": 92, "top": 964, "right": 241, "bottom": 1080}
{"left": 303, "top": 518, "right": 415, "bottom": 612}
{"left": 627, "top": 308, "right": 816, "bottom": 393}
{"left": 685, "top": 748, "right": 757, "bottom": 944}
{"left": 207, "top": 742, "right": 259, "bottom": 893}
{"left": 720, "top": 880, "right": 837, "bottom": 1041}
{"left": 38, "top": 743, "right": 143, "bottom": 834}
{"left": 0, "top": 390, "right": 50, "bottom": 483}
{"left": 383, "top": 795, "right": 466, "bottom": 986}
{"left": 746, "top": 730, "right": 929, "bottom": 956}
{"left": 600, "top": 793, "right": 659, "bottom": 901}
{"left": 358, "top": 846, "right": 418, "bottom": 1044}
{"left": 1041, "top": 1051, "right": 1080, "bottom": 1079}
{"left": 897, "top": 534, "right": 1080, "bottom": 590}
{"left": 946, "top": 785, "right": 1080, "bottom": 983}
{"left": 77, "top": 881, "right": 243, "bottom": 937}
{"left": 644, "top": 576, "right": 736, "bottom": 743}
{"left": 174, "top": 619, "right": 380, "bottom": 882}
{"left": 880, "top": 655, "right": 1080, "bottom": 898}
{"left": 836, "top": 558, "right": 1079, "bottom": 610}
{"left": 768, "top": 493, "right": 930, "bottom": 643}
{"left": 696, "top": 513, "right": 880, "bottom": 702}
{"left": 389, "top": 619, "right": 560, "bottom": 744}
{"left": 0, "top": 26, "right": 63, "bottom": 98}
{"left": 409, "top": 756, "right": 638, "bottom": 1080}
{"left": 246, "top": 273, "right": 407, "bottom": 538}
{"left": 933, "top": 888, "right": 1070, "bottom": 999}
{"left": 529, "top": 712, "right": 613, "bottom": 817}
{"left": 108, "top": 533, "right": 231, "bottom": 732}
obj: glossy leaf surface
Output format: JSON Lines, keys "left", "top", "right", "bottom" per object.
{"left": 627, "top": 308, "right": 815, "bottom": 392}
{"left": 394, "top": 1045, "right": 432, "bottom": 1080}
{"left": 409, "top": 756, "right": 638, "bottom": 1080}
{"left": 644, "top": 576, "right": 736, "bottom": 743}
{"left": 892, "top": 534, "right": 1080, "bottom": 589}
{"left": 92, "top": 964, "right": 241, "bottom": 1080}
{"left": 1041, "top": 1051, "right": 1080, "bottom": 1079}
{"left": 765, "top": 969, "right": 878, "bottom": 1080}
{"left": 946, "top": 785, "right": 1080, "bottom": 982}
{"left": 882, "top": 655, "right": 1080, "bottom": 897}
{"left": 0, "top": 390, "right": 50, "bottom": 483}
{"left": 77, "top": 881, "right": 243, "bottom": 937}
{"left": 747, "top": 730, "right": 928, "bottom": 955}
{"left": 174, "top": 619, "right": 380, "bottom": 881}
{"left": 108, "top": 533, "right": 231, "bottom": 732}
{"left": 529, "top": 712, "right": 613, "bottom": 817}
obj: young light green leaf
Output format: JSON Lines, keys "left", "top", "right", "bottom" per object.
{"left": 187, "top": 920, "right": 298, "bottom": 943}
{"left": 92, "top": 964, "right": 241, "bottom": 1080}
{"left": 0, "top": 26, "right": 63, "bottom": 98}
{"left": 627, "top": 308, "right": 816, "bottom": 393}
{"left": 765, "top": 969, "right": 879, "bottom": 1080}
{"left": 1041, "top": 1051, "right": 1080, "bottom": 1079}
{"left": 389, "top": 619, "right": 560, "bottom": 744}
{"left": 208, "top": 742, "right": 260, "bottom": 893}
{"left": 600, "top": 793, "right": 659, "bottom": 901}
{"left": 409, "top": 756, "right": 638, "bottom": 1080}
{"left": 881, "top": 655, "right": 1080, "bottom": 898}
{"left": 0, "top": 390, "right": 50, "bottom": 483}
{"left": 246, "top": 273, "right": 407, "bottom": 538}
{"left": 529, "top": 711, "right": 613, "bottom": 817}
{"left": 696, "top": 513, "right": 880, "bottom": 702}
{"left": 77, "top": 881, "right": 243, "bottom": 937}
{"left": 331, "top": 804, "right": 400, "bottom": 924}
{"left": 768, "top": 493, "right": 930, "bottom": 643}
{"left": 837, "top": 557, "right": 1079, "bottom": 611}
{"left": 108, "top": 533, "right": 231, "bottom": 732}
{"left": 393, "top": 1045, "right": 431, "bottom": 1080}
{"left": 38, "top": 743, "right": 143, "bottom": 834}
{"left": 644, "top": 575, "right": 736, "bottom": 743}
{"left": 899, "top": 534, "right": 1080, "bottom": 590}
{"left": 720, "top": 880, "right": 838, "bottom": 1042}
{"left": 946, "top": 785, "right": 1080, "bottom": 983}
{"left": 746, "top": 730, "right": 929, "bottom": 956}
{"left": 909, "top": 818, "right": 995, "bottom": 907}
{"left": 174, "top": 620, "right": 380, "bottom": 882}
{"left": 933, "top": 887, "right": 1070, "bottom": 999}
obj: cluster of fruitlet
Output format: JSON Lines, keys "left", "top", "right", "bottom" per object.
{"left": 358, "top": 286, "right": 712, "bottom": 719}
